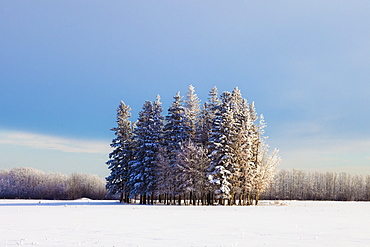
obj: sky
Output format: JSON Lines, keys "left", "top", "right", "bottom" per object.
{"left": 1, "top": 1, "right": 370, "bottom": 178}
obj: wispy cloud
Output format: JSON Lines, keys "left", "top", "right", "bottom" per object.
{"left": 0, "top": 130, "right": 111, "bottom": 154}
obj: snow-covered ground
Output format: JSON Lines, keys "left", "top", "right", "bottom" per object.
{"left": 1, "top": 199, "right": 369, "bottom": 247}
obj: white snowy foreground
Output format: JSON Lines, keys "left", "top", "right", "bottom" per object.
{"left": 1, "top": 199, "right": 369, "bottom": 247}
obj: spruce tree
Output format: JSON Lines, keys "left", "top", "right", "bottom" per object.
{"left": 231, "top": 99, "right": 266, "bottom": 205}
{"left": 106, "top": 101, "right": 134, "bottom": 202}
{"left": 163, "top": 91, "right": 192, "bottom": 202}
{"left": 196, "top": 86, "right": 220, "bottom": 146}
{"left": 230, "top": 88, "right": 255, "bottom": 204}
{"left": 129, "top": 97, "right": 164, "bottom": 204}
{"left": 208, "top": 91, "right": 238, "bottom": 204}
{"left": 163, "top": 91, "right": 192, "bottom": 158}
{"left": 184, "top": 85, "right": 201, "bottom": 141}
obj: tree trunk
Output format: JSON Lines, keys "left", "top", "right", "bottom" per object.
{"left": 126, "top": 192, "right": 130, "bottom": 203}
{"left": 178, "top": 195, "right": 182, "bottom": 205}
{"left": 206, "top": 193, "right": 211, "bottom": 205}
{"left": 247, "top": 193, "right": 252, "bottom": 205}
{"left": 255, "top": 193, "right": 260, "bottom": 205}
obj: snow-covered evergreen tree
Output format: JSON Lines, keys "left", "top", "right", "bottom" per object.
{"left": 106, "top": 101, "right": 134, "bottom": 202}
{"left": 152, "top": 95, "right": 164, "bottom": 144}
{"left": 154, "top": 146, "right": 175, "bottom": 204}
{"left": 230, "top": 87, "right": 244, "bottom": 114}
{"left": 162, "top": 91, "right": 194, "bottom": 201}
{"left": 196, "top": 86, "right": 220, "bottom": 146}
{"left": 176, "top": 140, "right": 211, "bottom": 205}
{"left": 184, "top": 85, "right": 201, "bottom": 141}
{"left": 227, "top": 87, "right": 246, "bottom": 199}
{"left": 244, "top": 107, "right": 266, "bottom": 204}
{"left": 230, "top": 90, "right": 257, "bottom": 204}
{"left": 163, "top": 91, "right": 192, "bottom": 158}
{"left": 208, "top": 91, "right": 239, "bottom": 203}
{"left": 206, "top": 88, "right": 275, "bottom": 205}
{"left": 129, "top": 97, "right": 164, "bottom": 204}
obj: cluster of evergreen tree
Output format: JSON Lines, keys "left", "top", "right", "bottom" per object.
{"left": 106, "top": 86, "right": 280, "bottom": 205}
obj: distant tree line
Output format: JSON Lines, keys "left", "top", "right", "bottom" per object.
{"left": 0, "top": 167, "right": 107, "bottom": 200}
{"left": 2, "top": 167, "right": 369, "bottom": 202}
{"left": 261, "top": 169, "right": 370, "bottom": 201}
{"left": 106, "top": 86, "right": 280, "bottom": 205}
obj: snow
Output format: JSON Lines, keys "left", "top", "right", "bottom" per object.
{"left": 1, "top": 199, "right": 369, "bottom": 246}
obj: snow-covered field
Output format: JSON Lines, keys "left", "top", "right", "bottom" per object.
{"left": 1, "top": 199, "right": 369, "bottom": 247}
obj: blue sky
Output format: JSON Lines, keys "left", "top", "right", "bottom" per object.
{"left": 1, "top": 1, "right": 370, "bottom": 177}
